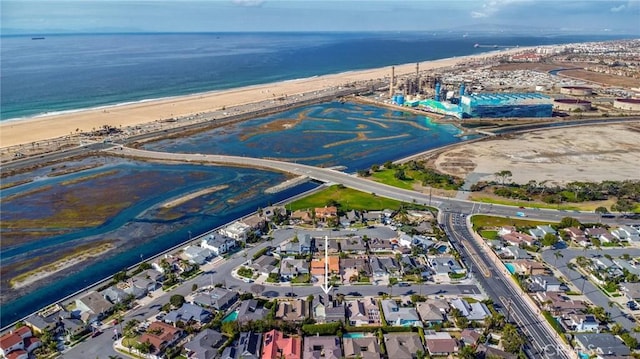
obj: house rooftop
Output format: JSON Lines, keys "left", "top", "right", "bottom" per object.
{"left": 574, "top": 333, "right": 630, "bottom": 356}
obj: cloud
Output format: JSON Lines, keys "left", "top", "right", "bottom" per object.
{"left": 610, "top": 4, "right": 626, "bottom": 12}
{"left": 470, "top": 0, "right": 533, "bottom": 18}
{"left": 231, "top": 0, "right": 265, "bottom": 6}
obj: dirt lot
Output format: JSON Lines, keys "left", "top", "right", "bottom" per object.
{"left": 490, "top": 62, "right": 565, "bottom": 72}
{"left": 432, "top": 122, "right": 640, "bottom": 186}
{"left": 557, "top": 69, "right": 640, "bottom": 88}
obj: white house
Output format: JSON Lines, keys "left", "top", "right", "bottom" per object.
{"left": 563, "top": 313, "right": 599, "bottom": 332}
{"left": 220, "top": 221, "right": 251, "bottom": 241}
{"left": 611, "top": 226, "right": 640, "bottom": 242}
{"left": 201, "top": 233, "right": 236, "bottom": 255}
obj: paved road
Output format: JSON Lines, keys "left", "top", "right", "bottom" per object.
{"left": 443, "top": 212, "right": 571, "bottom": 359}
{"left": 541, "top": 247, "right": 640, "bottom": 331}
{"left": 62, "top": 226, "right": 481, "bottom": 359}
{"left": 110, "top": 147, "right": 633, "bottom": 228}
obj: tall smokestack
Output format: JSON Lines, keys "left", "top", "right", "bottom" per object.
{"left": 389, "top": 66, "right": 395, "bottom": 97}
{"left": 416, "top": 62, "right": 420, "bottom": 93}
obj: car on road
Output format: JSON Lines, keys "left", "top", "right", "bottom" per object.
{"left": 627, "top": 301, "right": 638, "bottom": 310}
{"left": 516, "top": 211, "right": 526, "bottom": 217}
{"left": 377, "top": 291, "right": 388, "bottom": 296}
{"left": 285, "top": 292, "right": 296, "bottom": 298}
{"left": 398, "top": 282, "right": 410, "bottom": 287}
{"left": 347, "top": 291, "right": 362, "bottom": 297}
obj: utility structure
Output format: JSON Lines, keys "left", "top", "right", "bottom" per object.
{"left": 415, "top": 62, "right": 420, "bottom": 93}
{"left": 389, "top": 66, "right": 395, "bottom": 97}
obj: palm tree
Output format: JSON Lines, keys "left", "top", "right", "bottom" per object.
{"left": 553, "top": 251, "right": 564, "bottom": 267}
{"left": 458, "top": 345, "right": 475, "bottom": 359}
{"left": 580, "top": 275, "right": 588, "bottom": 294}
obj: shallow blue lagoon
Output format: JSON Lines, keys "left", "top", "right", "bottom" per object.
{"left": 144, "top": 101, "right": 464, "bottom": 171}
{"left": 0, "top": 159, "right": 317, "bottom": 326}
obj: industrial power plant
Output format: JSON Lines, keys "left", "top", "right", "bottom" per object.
{"left": 390, "top": 76, "right": 553, "bottom": 119}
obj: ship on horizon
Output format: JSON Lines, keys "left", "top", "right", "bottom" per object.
{"left": 31, "top": 37, "right": 45, "bottom": 40}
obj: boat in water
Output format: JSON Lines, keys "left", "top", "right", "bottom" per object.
{"left": 31, "top": 37, "right": 45, "bottom": 40}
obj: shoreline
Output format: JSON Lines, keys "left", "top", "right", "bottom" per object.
{"left": 0, "top": 47, "right": 530, "bottom": 149}
{"left": 160, "top": 185, "right": 229, "bottom": 209}
{"left": 9, "top": 242, "right": 114, "bottom": 290}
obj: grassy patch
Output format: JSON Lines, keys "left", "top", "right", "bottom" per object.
{"left": 370, "top": 169, "right": 415, "bottom": 190}
{"left": 471, "top": 215, "right": 555, "bottom": 231}
{"left": 237, "top": 266, "right": 253, "bottom": 278}
{"left": 480, "top": 230, "right": 498, "bottom": 240}
{"left": 291, "top": 274, "right": 311, "bottom": 284}
{"left": 468, "top": 195, "right": 612, "bottom": 212}
{"left": 289, "top": 185, "right": 406, "bottom": 211}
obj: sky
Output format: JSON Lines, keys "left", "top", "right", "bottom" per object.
{"left": 1, "top": 0, "right": 639, "bottom": 34}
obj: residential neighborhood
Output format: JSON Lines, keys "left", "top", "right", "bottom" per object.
{"left": 3, "top": 202, "right": 639, "bottom": 359}
{"left": 477, "top": 217, "right": 640, "bottom": 358}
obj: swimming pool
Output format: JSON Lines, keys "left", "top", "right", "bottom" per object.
{"left": 505, "top": 263, "right": 516, "bottom": 274}
{"left": 222, "top": 310, "right": 238, "bottom": 323}
{"left": 343, "top": 332, "right": 366, "bottom": 338}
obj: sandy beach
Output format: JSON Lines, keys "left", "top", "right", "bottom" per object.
{"left": 0, "top": 49, "right": 526, "bottom": 149}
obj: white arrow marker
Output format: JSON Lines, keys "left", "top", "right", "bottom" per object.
{"left": 320, "top": 235, "right": 333, "bottom": 294}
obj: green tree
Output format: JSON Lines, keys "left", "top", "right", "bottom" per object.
{"left": 357, "top": 169, "right": 370, "bottom": 177}
{"left": 611, "top": 323, "right": 624, "bottom": 336}
{"left": 553, "top": 250, "right": 564, "bottom": 267}
{"left": 595, "top": 206, "right": 610, "bottom": 214}
{"left": 135, "top": 341, "right": 153, "bottom": 354}
{"left": 494, "top": 170, "right": 512, "bottom": 186}
{"left": 113, "top": 270, "right": 128, "bottom": 283}
{"left": 612, "top": 198, "right": 634, "bottom": 214}
{"left": 170, "top": 294, "right": 185, "bottom": 308}
{"left": 458, "top": 345, "right": 476, "bottom": 359}
{"left": 621, "top": 332, "right": 639, "bottom": 349}
{"left": 123, "top": 319, "right": 140, "bottom": 338}
{"left": 559, "top": 217, "right": 581, "bottom": 229}
{"left": 394, "top": 168, "right": 407, "bottom": 181}
{"left": 501, "top": 323, "right": 525, "bottom": 353}
{"left": 541, "top": 233, "right": 559, "bottom": 247}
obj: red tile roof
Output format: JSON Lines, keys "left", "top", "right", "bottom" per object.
{"left": 0, "top": 332, "right": 22, "bottom": 350}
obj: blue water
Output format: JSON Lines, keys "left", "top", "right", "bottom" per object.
{"left": 343, "top": 332, "right": 366, "bottom": 338}
{"left": 144, "top": 101, "right": 465, "bottom": 172}
{"left": 222, "top": 311, "right": 239, "bottom": 323}
{"left": 505, "top": 263, "right": 516, "bottom": 274}
{"left": 0, "top": 160, "right": 318, "bottom": 327}
{"left": 1, "top": 32, "right": 630, "bottom": 120}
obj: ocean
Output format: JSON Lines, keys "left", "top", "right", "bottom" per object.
{"left": 0, "top": 32, "right": 631, "bottom": 120}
